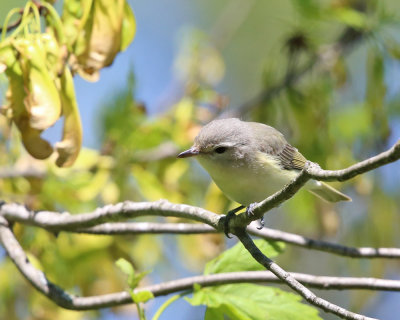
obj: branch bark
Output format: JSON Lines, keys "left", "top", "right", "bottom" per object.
{"left": 249, "top": 226, "right": 400, "bottom": 259}
{"left": 0, "top": 219, "right": 398, "bottom": 313}
{"left": 235, "top": 229, "right": 376, "bottom": 320}
{"left": 0, "top": 200, "right": 219, "bottom": 230}
{"left": 0, "top": 137, "right": 399, "bottom": 318}
{"left": 56, "top": 222, "right": 400, "bottom": 259}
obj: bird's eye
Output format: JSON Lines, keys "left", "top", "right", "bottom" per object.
{"left": 215, "top": 146, "right": 227, "bottom": 154}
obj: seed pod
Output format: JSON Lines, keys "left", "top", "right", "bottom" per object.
{"left": 55, "top": 67, "right": 82, "bottom": 167}
{"left": 14, "top": 36, "right": 62, "bottom": 130}
{"left": 63, "top": 0, "right": 136, "bottom": 81}
{"left": 0, "top": 42, "right": 53, "bottom": 159}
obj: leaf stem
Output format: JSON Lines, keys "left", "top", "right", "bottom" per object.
{"left": 152, "top": 291, "right": 191, "bottom": 320}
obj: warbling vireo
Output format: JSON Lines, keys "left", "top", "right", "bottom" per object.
{"left": 178, "top": 118, "right": 351, "bottom": 206}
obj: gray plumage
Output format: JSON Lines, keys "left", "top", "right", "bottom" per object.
{"left": 179, "top": 118, "right": 351, "bottom": 204}
{"left": 194, "top": 118, "right": 306, "bottom": 171}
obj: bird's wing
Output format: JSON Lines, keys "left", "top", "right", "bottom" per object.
{"left": 276, "top": 143, "right": 307, "bottom": 170}
{"left": 248, "top": 122, "right": 307, "bottom": 171}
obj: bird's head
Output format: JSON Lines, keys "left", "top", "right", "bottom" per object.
{"left": 178, "top": 118, "right": 253, "bottom": 166}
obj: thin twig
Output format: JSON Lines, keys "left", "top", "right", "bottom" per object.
{"left": 248, "top": 226, "right": 400, "bottom": 259}
{"left": 59, "top": 222, "right": 400, "bottom": 259}
{"left": 223, "top": 27, "right": 365, "bottom": 118}
{"left": 307, "top": 139, "right": 400, "bottom": 182}
{"left": 235, "top": 229, "right": 376, "bottom": 320}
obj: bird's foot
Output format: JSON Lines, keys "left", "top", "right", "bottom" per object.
{"left": 246, "top": 202, "right": 264, "bottom": 230}
{"left": 257, "top": 216, "right": 265, "bottom": 230}
{"left": 245, "top": 202, "right": 257, "bottom": 217}
{"left": 224, "top": 205, "right": 245, "bottom": 238}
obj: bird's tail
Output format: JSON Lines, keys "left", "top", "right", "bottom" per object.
{"left": 307, "top": 181, "right": 352, "bottom": 203}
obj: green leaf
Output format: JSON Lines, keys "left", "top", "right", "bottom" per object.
{"left": 128, "top": 270, "right": 151, "bottom": 289}
{"left": 204, "top": 239, "right": 284, "bottom": 275}
{"left": 116, "top": 258, "right": 135, "bottom": 277}
{"left": 120, "top": 1, "right": 136, "bottom": 51}
{"left": 130, "top": 290, "right": 154, "bottom": 303}
{"left": 187, "top": 284, "right": 321, "bottom": 320}
{"left": 331, "top": 8, "right": 368, "bottom": 29}
{"left": 116, "top": 258, "right": 150, "bottom": 288}
{"left": 204, "top": 307, "right": 225, "bottom": 320}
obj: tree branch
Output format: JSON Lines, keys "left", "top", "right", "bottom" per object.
{"left": 307, "top": 139, "right": 400, "bottom": 181}
{"left": 52, "top": 222, "right": 400, "bottom": 259}
{"left": 0, "top": 139, "right": 399, "bottom": 318}
{"left": 235, "top": 229, "right": 376, "bottom": 320}
{"left": 1, "top": 219, "right": 398, "bottom": 313}
{"left": 0, "top": 200, "right": 219, "bottom": 230}
{"left": 223, "top": 26, "right": 365, "bottom": 117}
{"left": 74, "top": 222, "right": 216, "bottom": 235}
{"left": 0, "top": 167, "right": 46, "bottom": 179}
{"left": 249, "top": 226, "right": 400, "bottom": 259}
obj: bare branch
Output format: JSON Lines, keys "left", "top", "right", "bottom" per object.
{"left": 1, "top": 219, "right": 399, "bottom": 313}
{"left": 74, "top": 222, "right": 216, "bottom": 235}
{"left": 249, "top": 226, "right": 400, "bottom": 259}
{"left": 307, "top": 139, "right": 400, "bottom": 181}
{"left": 0, "top": 139, "right": 398, "bottom": 318}
{"left": 0, "top": 167, "right": 46, "bottom": 179}
{"left": 0, "top": 200, "right": 219, "bottom": 230}
{"left": 76, "top": 222, "right": 400, "bottom": 259}
{"left": 235, "top": 229, "right": 376, "bottom": 320}
{"left": 6, "top": 215, "right": 397, "bottom": 259}
{"left": 0, "top": 217, "right": 77, "bottom": 309}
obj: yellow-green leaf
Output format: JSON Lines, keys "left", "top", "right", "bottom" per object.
{"left": 130, "top": 290, "right": 154, "bottom": 303}
{"left": 120, "top": 1, "right": 136, "bottom": 51}
{"left": 14, "top": 37, "right": 61, "bottom": 130}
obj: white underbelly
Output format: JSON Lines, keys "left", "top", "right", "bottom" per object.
{"left": 199, "top": 156, "right": 299, "bottom": 205}
{"left": 216, "top": 168, "right": 297, "bottom": 205}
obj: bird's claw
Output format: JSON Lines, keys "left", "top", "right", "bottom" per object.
{"left": 223, "top": 203, "right": 265, "bottom": 236}
{"left": 246, "top": 203, "right": 257, "bottom": 217}
{"left": 257, "top": 216, "right": 265, "bottom": 230}
{"left": 224, "top": 205, "right": 245, "bottom": 238}
{"left": 246, "top": 202, "right": 264, "bottom": 230}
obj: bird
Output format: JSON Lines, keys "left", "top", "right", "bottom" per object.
{"left": 178, "top": 118, "right": 351, "bottom": 232}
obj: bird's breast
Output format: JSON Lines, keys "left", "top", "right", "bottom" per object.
{"left": 198, "top": 153, "right": 298, "bottom": 205}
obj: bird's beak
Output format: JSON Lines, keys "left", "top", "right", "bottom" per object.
{"left": 177, "top": 147, "right": 200, "bottom": 158}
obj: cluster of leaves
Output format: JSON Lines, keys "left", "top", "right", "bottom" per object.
{"left": 0, "top": 0, "right": 135, "bottom": 167}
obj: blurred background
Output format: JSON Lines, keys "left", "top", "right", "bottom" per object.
{"left": 1, "top": 0, "right": 400, "bottom": 319}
